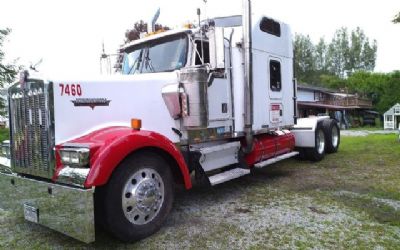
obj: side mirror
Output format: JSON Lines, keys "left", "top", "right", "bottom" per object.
{"left": 208, "top": 27, "right": 225, "bottom": 69}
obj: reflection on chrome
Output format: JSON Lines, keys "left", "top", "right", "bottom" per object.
{"left": 0, "top": 173, "right": 95, "bottom": 243}
{"left": 57, "top": 167, "right": 90, "bottom": 187}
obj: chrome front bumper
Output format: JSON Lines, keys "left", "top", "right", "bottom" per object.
{"left": 0, "top": 169, "right": 95, "bottom": 243}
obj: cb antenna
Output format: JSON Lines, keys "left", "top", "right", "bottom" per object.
{"left": 101, "top": 41, "right": 107, "bottom": 59}
{"left": 203, "top": 0, "right": 208, "bottom": 22}
{"left": 197, "top": 7, "right": 205, "bottom": 63}
{"left": 100, "top": 40, "right": 111, "bottom": 74}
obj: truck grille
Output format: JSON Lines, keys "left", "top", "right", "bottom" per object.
{"left": 9, "top": 81, "right": 54, "bottom": 178}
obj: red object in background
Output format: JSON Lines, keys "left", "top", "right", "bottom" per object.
{"left": 245, "top": 131, "right": 295, "bottom": 166}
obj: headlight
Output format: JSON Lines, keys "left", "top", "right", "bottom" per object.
{"left": 59, "top": 148, "right": 90, "bottom": 167}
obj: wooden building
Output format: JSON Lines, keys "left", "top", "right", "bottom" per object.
{"left": 297, "top": 84, "right": 374, "bottom": 128}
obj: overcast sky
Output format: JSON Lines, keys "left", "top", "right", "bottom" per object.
{"left": 1, "top": 0, "right": 400, "bottom": 78}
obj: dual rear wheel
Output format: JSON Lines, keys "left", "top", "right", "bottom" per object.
{"left": 305, "top": 119, "right": 340, "bottom": 161}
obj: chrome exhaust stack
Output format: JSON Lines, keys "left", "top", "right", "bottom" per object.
{"left": 242, "top": 0, "right": 254, "bottom": 152}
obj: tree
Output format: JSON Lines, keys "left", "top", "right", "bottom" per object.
{"left": 0, "top": 28, "right": 19, "bottom": 87}
{"left": 294, "top": 27, "right": 377, "bottom": 82}
{"left": 347, "top": 71, "right": 400, "bottom": 114}
{"left": 0, "top": 28, "right": 21, "bottom": 116}
{"left": 124, "top": 20, "right": 170, "bottom": 43}
{"left": 294, "top": 34, "right": 316, "bottom": 84}
{"left": 326, "top": 27, "right": 350, "bottom": 78}
{"left": 326, "top": 27, "right": 377, "bottom": 77}
{"left": 319, "top": 74, "right": 346, "bottom": 90}
{"left": 393, "top": 12, "right": 400, "bottom": 23}
{"left": 373, "top": 71, "right": 400, "bottom": 113}
{"left": 348, "top": 27, "right": 377, "bottom": 72}
{"left": 125, "top": 20, "right": 148, "bottom": 42}
{"left": 314, "top": 38, "right": 328, "bottom": 74}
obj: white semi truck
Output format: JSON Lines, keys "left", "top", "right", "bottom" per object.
{"left": 0, "top": 0, "right": 340, "bottom": 243}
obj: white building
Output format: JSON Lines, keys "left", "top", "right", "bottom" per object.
{"left": 384, "top": 103, "right": 400, "bottom": 130}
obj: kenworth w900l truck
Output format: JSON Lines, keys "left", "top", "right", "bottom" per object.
{"left": 0, "top": 0, "right": 340, "bottom": 243}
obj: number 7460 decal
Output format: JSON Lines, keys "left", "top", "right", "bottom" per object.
{"left": 59, "top": 83, "right": 82, "bottom": 96}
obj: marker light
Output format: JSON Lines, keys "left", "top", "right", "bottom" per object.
{"left": 131, "top": 119, "right": 142, "bottom": 130}
{"left": 183, "top": 23, "right": 193, "bottom": 29}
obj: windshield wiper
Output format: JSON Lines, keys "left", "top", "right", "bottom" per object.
{"left": 127, "top": 51, "right": 143, "bottom": 75}
{"left": 128, "top": 58, "right": 140, "bottom": 74}
{"left": 144, "top": 49, "right": 155, "bottom": 73}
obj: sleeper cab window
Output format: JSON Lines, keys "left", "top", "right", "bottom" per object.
{"left": 270, "top": 60, "right": 281, "bottom": 91}
{"left": 260, "top": 17, "right": 281, "bottom": 37}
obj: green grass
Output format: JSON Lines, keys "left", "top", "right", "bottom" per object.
{"left": 0, "top": 133, "right": 399, "bottom": 249}
{"left": 348, "top": 126, "right": 382, "bottom": 131}
{"left": 0, "top": 128, "right": 9, "bottom": 142}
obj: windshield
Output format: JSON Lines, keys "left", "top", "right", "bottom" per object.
{"left": 122, "top": 34, "right": 188, "bottom": 75}
{"left": 122, "top": 45, "right": 144, "bottom": 75}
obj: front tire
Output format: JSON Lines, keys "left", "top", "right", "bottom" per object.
{"left": 102, "top": 152, "right": 174, "bottom": 242}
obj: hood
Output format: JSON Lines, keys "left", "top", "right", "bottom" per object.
{"left": 50, "top": 71, "right": 181, "bottom": 144}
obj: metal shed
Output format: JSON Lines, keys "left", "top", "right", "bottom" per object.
{"left": 384, "top": 103, "right": 400, "bottom": 130}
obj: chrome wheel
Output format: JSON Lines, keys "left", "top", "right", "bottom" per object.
{"left": 322, "top": 119, "right": 340, "bottom": 154}
{"left": 122, "top": 168, "right": 165, "bottom": 225}
{"left": 331, "top": 126, "right": 339, "bottom": 147}
{"left": 305, "top": 124, "right": 327, "bottom": 161}
{"left": 316, "top": 129, "right": 325, "bottom": 154}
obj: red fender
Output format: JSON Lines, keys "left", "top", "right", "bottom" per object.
{"left": 54, "top": 127, "right": 192, "bottom": 189}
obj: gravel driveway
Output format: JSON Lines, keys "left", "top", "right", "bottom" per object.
{"left": 341, "top": 129, "right": 398, "bottom": 137}
{"left": 1, "top": 134, "right": 399, "bottom": 249}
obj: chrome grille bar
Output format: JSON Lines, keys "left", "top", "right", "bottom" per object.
{"left": 9, "top": 81, "right": 53, "bottom": 178}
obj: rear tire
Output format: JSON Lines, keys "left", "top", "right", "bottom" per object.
{"left": 322, "top": 119, "right": 340, "bottom": 153}
{"left": 295, "top": 148, "right": 308, "bottom": 160}
{"left": 306, "top": 122, "right": 326, "bottom": 161}
{"left": 102, "top": 152, "right": 174, "bottom": 242}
